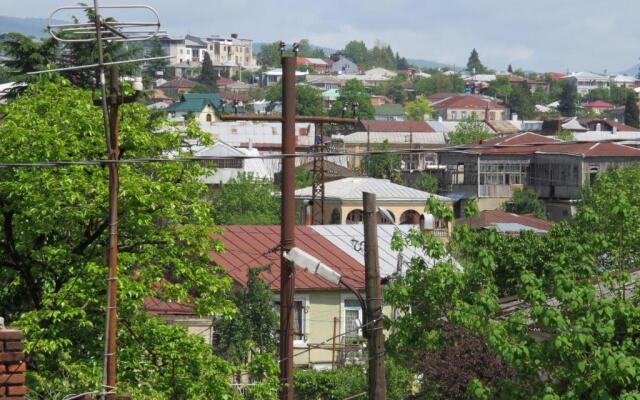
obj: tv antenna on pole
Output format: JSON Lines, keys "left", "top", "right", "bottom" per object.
{"left": 32, "top": 2, "right": 170, "bottom": 399}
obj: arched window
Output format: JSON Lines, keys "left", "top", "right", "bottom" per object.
{"left": 206, "top": 113, "right": 213, "bottom": 122}
{"left": 346, "top": 209, "right": 364, "bottom": 224}
{"left": 400, "top": 210, "right": 421, "bottom": 225}
{"left": 377, "top": 210, "right": 395, "bottom": 224}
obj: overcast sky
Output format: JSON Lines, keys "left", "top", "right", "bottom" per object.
{"left": 2, "top": 0, "right": 639, "bottom": 73}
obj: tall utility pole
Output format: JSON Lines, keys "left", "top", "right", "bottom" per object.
{"left": 104, "top": 66, "right": 121, "bottom": 400}
{"left": 363, "top": 192, "right": 387, "bottom": 400}
{"left": 279, "top": 55, "right": 297, "bottom": 400}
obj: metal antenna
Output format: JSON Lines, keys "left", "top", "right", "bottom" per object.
{"left": 39, "top": 3, "right": 167, "bottom": 400}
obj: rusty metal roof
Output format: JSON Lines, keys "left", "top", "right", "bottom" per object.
{"left": 210, "top": 225, "right": 366, "bottom": 291}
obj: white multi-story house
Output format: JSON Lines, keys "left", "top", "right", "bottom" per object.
{"left": 206, "top": 33, "right": 258, "bottom": 70}
{"left": 561, "top": 72, "right": 610, "bottom": 95}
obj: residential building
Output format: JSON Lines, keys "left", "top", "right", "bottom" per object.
{"left": 158, "top": 78, "right": 198, "bottom": 97}
{"left": 611, "top": 74, "right": 638, "bottom": 88}
{"left": 297, "top": 57, "right": 330, "bottom": 74}
{"left": 438, "top": 132, "right": 640, "bottom": 219}
{"left": 329, "top": 54, "right": 359, "bottom": 75}
{"left": 582, "top": 100, "right": 615, "bottom": 114}
{"left": 261, "top": 68, "right": 309, "bottom": 86}
{"left": 338, "top": 120, "right": 446, "bottom": 170}
{"left": 371, "top": 95, "right": 395, "bottom": 107}
{"left": 194, "top": 140, "right": 271, "bottom": 185}
{"left": 166, "top": 92, "right": 220, "bottom": 123}
{"left": 295, "top": 177, "right": 453, "bottom": 226}
{"left": 306, "top": 75, "right": 342, "bottom": 90}
{"left": 456, "top": 210, "right": 551, "bottom": 234}
{"left": 210, "top": 224, "right": 448, "bottom": 369}
{"left": 430, "top": 93, "right": 508, "bottom": 121}
{"left": 561, "top": 72, "right": 610, "bottom": 95}
{"left": 206, "top": 33, "right": 257, "bottom": 71}
{"left": 142, "top": 297, "right": 215, "bottom": 345}
{"left": 159, "top": 34, "right": 208, "bottom": 65}
{"left": 374, "top": 104, "right": 405, "bottom": 121}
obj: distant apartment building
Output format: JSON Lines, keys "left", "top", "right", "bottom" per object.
{"left": 429, "top": 93, "right": 508, "bottom": 121}
{"left": 206, "top": 33, "right": 257, "bottom": 70}
{"left": 560, "top": 72, "right": 610, "bottom": 95}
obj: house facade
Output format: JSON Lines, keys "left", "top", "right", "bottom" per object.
{"left": 166, "top": 92, "right": 221, "bottom": 123}
{"left": 561, "top": 72, "right": 610, "bottom": 95}
{"left": 438, "top": 133, "right": 640, "bottom": 219}
{"left": 430, "top": 94, "right": 508, "bottom": 121}
{"left": 330, "top": 55, "right": 359, "bottom": 75}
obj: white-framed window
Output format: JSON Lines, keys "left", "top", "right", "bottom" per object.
{"left": 274, "top": 295, "right": 309, "bottom": 345}
{"left": 341, "top": 295, "right": 364, "bottom": 340}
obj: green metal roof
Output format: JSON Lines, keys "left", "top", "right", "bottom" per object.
{"left": 166, "top": 92, "right": 222, "bottom": 113}
{"left": 374, "top": 103, "right": 404, "bottom": 117}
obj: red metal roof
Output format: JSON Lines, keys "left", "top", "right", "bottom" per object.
{"left": 210, "top": 225, "right": 366, "bottom": 291}
{"left": 582, "top": 101, "right": 614, "bottom": 109}
{"left": 431, "top": 94, "right": 506, "bottom": 110}
{"left": 142, "top": 297, "right": 195, "bottom": 316}
{"left": 358, "top": 120, "right": 435, "bottom": 133}
{"left": 457, "top": 210, "right": 551, "bottom": 232}
{"left": 535, "top": 142, "right": 640, "bottom": 157}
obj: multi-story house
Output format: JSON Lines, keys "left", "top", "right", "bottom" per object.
{"left": 206, "top": 33, "right": 257, "bottom": 70}
{"left": 438, "top": 132, "right": 640, "bottom": 220}
{"left": 561, "top": 72, "right": 610, "bottom": 95}
{"left": 429, "top": 93, "right": 508, "bottom": 121}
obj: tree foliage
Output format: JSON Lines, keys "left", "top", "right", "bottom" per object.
{"left": 509, "top": 84, "right": 536, "bottom": 120}
{"left": 211, "top": 173, "right": 280, "bottom": 225}
{"left": 329, "top": 79, "right": 374, "bottom": 119}
{"left": 257, "top": 42, "right": 282, "bottom": 68}
{"left": 404, "top": 97, "right": 433, "bottom": 121}
{"left": 504, "top": 188, "right": 546, "bottom": 219}
{"left": 386, "top": 165, "right": 640, "bottom": 399}
{"left": 415, "top": 173, "right": 439, "bottom": 193}
{"left": 414, "top": 73, "right": 465, "bottom": 97}
{"left": 0, "top": 33, "right": 58, "bottom": 79}
{"left": 0, "top": 77, "right": 239, "bottom": 398}
{"left": 467, "top": 48, "right": 486, "bottom": 74}
{"left": 266, "top": 82, "right": 325, "bottom": 116}
{"left": 447, "top": 114, "right": 492, "bottom": 146}
{"left": 342, "top": 41, "right": 368, "bottom": 65}
{"left": 143, "top": 37, "right": 169, "bottom": 80}
{"left": 558, "top": 81, "right": 577, "bottom": 117}
{"left": 624, "top": 91, "right": 639, "bottom": 128}
{"left": 361, "top": 140, "right": 402, "bottom": 183}
{"left": 199, "top": 51, "right": 218, "bottom": 88}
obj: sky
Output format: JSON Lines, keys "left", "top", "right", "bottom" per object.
{"left": 1, "top": 0, "right": 639, "bottom": 73}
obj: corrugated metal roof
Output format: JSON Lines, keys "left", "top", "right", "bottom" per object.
{"left": 210, "top": 225, "right": 366, "bottom": 290}
{"left": 311, "top": 225, "right": 443, "bottom": 277}
{"left": 491, "top": 223, "right": 547, "bottom": 234}
{"left": 457, "top": 210, "right": 551, "bottom": 232}
{"left": 199, "top": 121, "right": 315, "bottom": 147}
{"left": 295, "top": 177, "right": 452, "bottom": 202}
{"left": 195, "top": 141, "right": 271, "bottom": 184}
{"left": 342, "top": 131, "right": 446, "bottom": 145}
{"left": 359, "top": 120, "right": 435, "bottom": 133}
{"left": 143, "top": 297, "right": 195, "bottom": 316}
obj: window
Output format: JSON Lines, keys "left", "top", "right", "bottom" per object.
{"left": 343, "top": 298, "right": 363, "bottom": 339}
{"left": 346, "top": 209, "right": 364, "bottom": 224}
{"left": 461, "top": 111, "right": 467, "bottom": 119}
{"left": 200, "top": 159, "right": 243, "bottom": 169}
{"left": 451, "top": 111, "right": 458, "bottom": 120}
{"left": 274, "top": 297, "right": 308, "bottom": 342}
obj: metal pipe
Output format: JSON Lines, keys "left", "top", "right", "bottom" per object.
{"left": 279, "top": 55, "right": 297, "bottom": 400}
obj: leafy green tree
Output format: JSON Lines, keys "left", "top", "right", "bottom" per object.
{"left": 297, "top": 39, "right": 325, "bottom": 58}
{"left": 367, "top": 44, "right": 396, "bottom": 70}
{"left": 266, "top": 82, "right": 324, "bottom": 116}
{"left": 395, "top": 52, "right": 409, "bottom": 70}
{"left": 624, "top": 91, "right": 639, "bottom": 128}
{"left": 215, "top": 267, "right": 278, "bottom": 364}
{"left": 404, "top": 97, "right": 433, "bottom": 121}
{"left": 0, "top": 32, "right": 58, "bottom": 80}
{"left": 191, "top": 82, "right": 218, "bottom": 93}
{"left": 211, "top": 173, "right": 280, "bottom": 224}
{"left": 507, "top": 64, "right": 513, "bottom": 73}
{"left": 555, "top": 129, "right": 574, "bottom": 141}
{"left": 342, "top": 41, "right": 368, "bottom": 65}
{"left": 509, "top": 84, "right": 535, "bottom": 119}
{"left": 448, "top": 114, "right": 492, "bottom": 145}
{"left": 557, "top": 81, "right": 577, "bottom": 117}
{"left": 383, "top": 75, "right": 407, "bottom": 104}
{"left": 362, "top": 140, "right": 402, "bottom": 182}
{"left": 143, "top": 37, "right": 169, "bottom": 79}
{"left": 466, "top": 48, "right": 486, "bottom": 74}
{"left": 199, "top": 51, "right": 218, "bottom": 89}
{"left": 490, "top": 75, "right": 512, "bottom": 102}
{"left": 463, "top": 198, "right": 480, "bottom": 217}
{"left": 414, "top": 73, "right": 465, "bottom": 97}
{"left": 503, "top": 188, "right": 546, "bottom": 218}
{"left": 329, "top": 79, "right": 375, "bottom": 119}
{"left": 257, "top": 41, "right": 281, "bottom": 68}
{"left": 531, "top": 87, "right": 550, "bottom": 105}
{"left": 0, "top": 77, "right": 238, "bottom": 398}
{"left": 295, "top": 166, "right": 314, "bottom": 189}
{"left": 415, "top": 173, "right": 439, "bottom": 193}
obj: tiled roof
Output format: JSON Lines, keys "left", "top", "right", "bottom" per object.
{"left": 582, "top": 101, "right": 614, "bottom": 108}
{"left": 430, "top": 94, "right": 506, "bottom": 110}
{"left": 456, "top": 210, "right": 551, "bottom": 232}
{"left": 159, "top": 78, "right": 198, "bottom": 89}
{"left": 295, "top": 177, "right": 452, "bottom": 202}
{"left": 142, "top": 297, "right": 195, "bottom": 316}
{"left": 210, "top": 225, "right": 366, "bottom": 290}
{"left": 358, "top": 120, "right": 435, "bottom": 133}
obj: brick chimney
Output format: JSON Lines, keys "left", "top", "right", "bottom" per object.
{"left": 0, "top": 317, "right": 27, "bottom": 399}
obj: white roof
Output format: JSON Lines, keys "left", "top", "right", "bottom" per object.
{"left": 364, "top": 68, "right": 398, "bottom": 78}
{"left": 295, "top": 177, "right": 452, "bottom": 203}
{"left": 562, "top": 71, "right": 609, "bottom": 81}
{"left": 546, "top": 101, "right": 560, "bottom": 108}
{"left": 572, "top": 130, "right": 640, "bottom": 142}
{"left": 199, "top": 121, "right": 315, "bottom": 147}
{"left": 471, "top": 74, "right": 496, "bottom": 82}
{"left": 426, "top": 120, "right": 461, "bottom": 134}
{"left": 443, "top": 70, "right": 458, "bottom": 76}
{"left": 342, "top": 131, "right": 446, "bottom": 145}
{"left": 613, "top": 74, "right": 637, "bottom": 83}
{"left": 561, "top": 117, "right": 587, "bottom": 131}
{"left": 535, "top": 104, "right": 552, "bottom": 113}
{"left": 264, "top": 68, "right": 309, "bottom": 77}
{"left": 195, "top": 141, "right": 271, "bottom": 184}
{"left": 312, "top": 225, "right": 453, "bottom": 277}
{"left": 415, "top": 72, "right": 432, "bottom": 78}
{"left": 147, "top": 102, "right": 170, "bottom": 110}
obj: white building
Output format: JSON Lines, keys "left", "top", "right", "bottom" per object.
{"left": 194, "top": 140, "right": 271, "bottom": 185}
{"left": 561, "top": 72, "right": 610, "bottom": 94}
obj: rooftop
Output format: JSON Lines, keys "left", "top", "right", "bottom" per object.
{"left": 456, "top": 210, "right": 551, "bottom": 233}
{"left": 295, "top": 177, "right": 452, "bottom": 202}
{"left": 430, "top": 94, "right": 506, "bottom": 110}
{"left": 358, "top": 119, "right": 435, "bottom": 133}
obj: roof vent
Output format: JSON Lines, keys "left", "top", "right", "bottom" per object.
{"left": 595, "top": 123, "right": 602, "bottom": 131}
{"left": 231, "top": 33, "right": 239, "bottom": 39}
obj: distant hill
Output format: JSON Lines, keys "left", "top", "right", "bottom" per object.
{"left": 253, "top": 41, "right": 454, "bottom": 70}
{"left": 620, "top": 63, "right": 639, "bottom": 76}
{"left": 0, "top": 16, "right": 57, "bottom": 38}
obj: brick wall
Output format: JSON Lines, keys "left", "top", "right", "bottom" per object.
{"left": 0, "top": 319, "right": 26, "bottom": 400}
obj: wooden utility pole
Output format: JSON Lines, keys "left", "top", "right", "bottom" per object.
{"left": 363, "top": 192, "right": 386, "bottom": 400}
{"left": 279, "top": 55, "right": 297, "bottom": 400}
